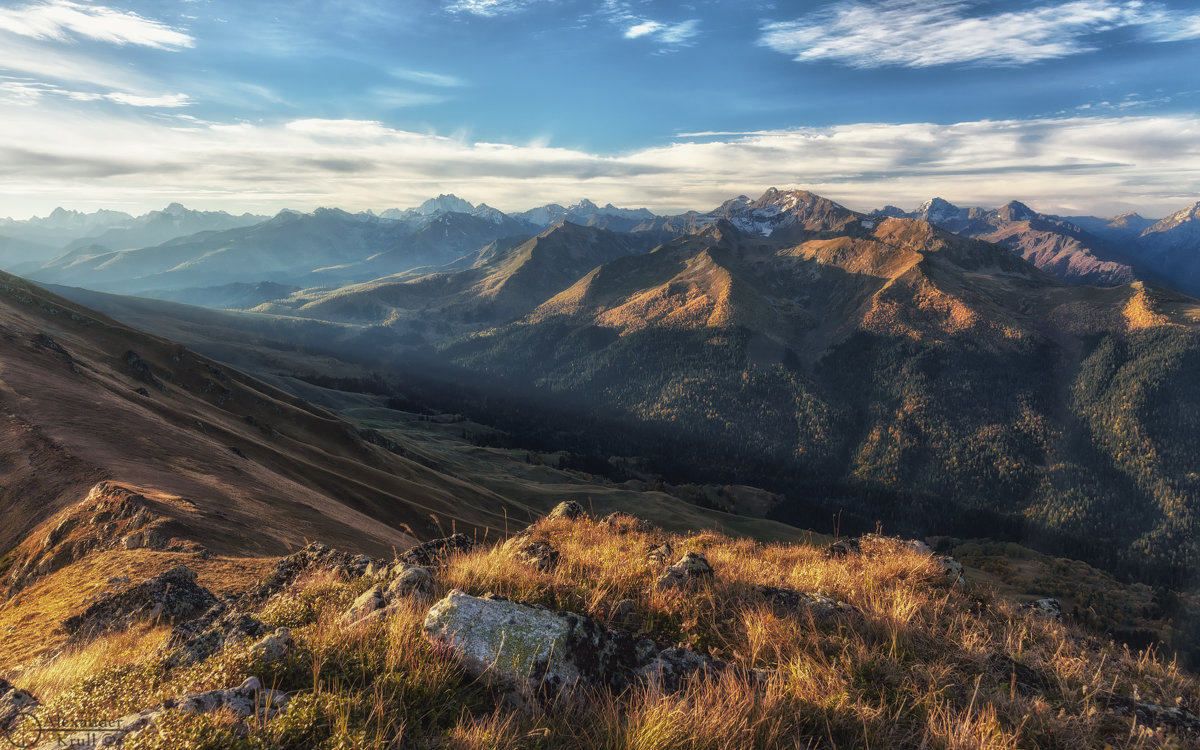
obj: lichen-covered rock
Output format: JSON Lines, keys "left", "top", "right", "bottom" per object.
{"left": 253, "top": 541, "right": 387, "bottom": 599}
{"left": 507, "top": 536, "right": 561, "bottom": 572}
{"left": 0, "top": 678, "right": 38, "bottom": 730}
{"left": 639, "top": 646, "right": 725, "bottom": 691}
{"left": 248, "top": 628, "right": 292, "bottom": 661}
{"left": 398, "top": 534, "right": 475, "bottom": 567}
{"left": 162, "top": 601, "right": 269, "bottom": 667}
{"left": 901, "top": 538, "right": 933, "bottom": 555}
{"left": 63, "top": 565, "right": 217, "bottom": 637}
{"left": 342, "top": 585, "right": 387, "bottom": 625}
{"left": 547, "top": 501, "right": 586, "bottom": 520}
{"left": 755, "top": 585, "right": 854, "bottom": 621}
{"left": 655, "top": 552, "right": 714, "bottom": 591}
{"left": 823, "top": 538, "right": 861, "bottom": 559}
{"left": 607, "top": 599, "right": 640, "bottom": 632}
{"left": 599, "top": 512, "right": 655, "bottom": 534}
{"left": 386, "top": 564, "right": 435, "bottom": 600}
{"left": 1023, "top": 598, "right": 1062, "bottom": 620}
{"left": 646, "top": 542, "right": 674, "bottom": 566}
{"left": 423, "top": 590, "right": 721, "bottom": 702}
{"left": 939, "top": 556, "right": 966, "bottom": 587}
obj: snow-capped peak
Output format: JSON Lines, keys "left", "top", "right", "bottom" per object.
{"left": 416, "top": 194, "right": 474, "bottom": 216}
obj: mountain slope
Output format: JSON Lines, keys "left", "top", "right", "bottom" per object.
{"left": 0, "top": 270, "right": 564, "bottom": 571}
{"left": 890, "top": 198, "right": 1136, "bottom": 285}
{"left": 438, "top": 212, "right": 1200, "bottom": 582}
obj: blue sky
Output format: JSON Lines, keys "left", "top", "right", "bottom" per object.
{"left": 1, "top": 0, "right": 1199, "bottom": 218}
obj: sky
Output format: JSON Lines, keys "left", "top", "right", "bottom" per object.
{"left": 1, "top": 0, "right": 1199, "bottom": 219}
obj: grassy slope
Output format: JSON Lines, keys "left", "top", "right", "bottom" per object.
{"left": 5, "top": 516, "right": 1198, "bottom": 749}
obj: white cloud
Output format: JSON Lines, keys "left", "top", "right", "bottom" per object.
{"left": 760, "top": 0, "right": 1191, "bottom": 68}
{"left": 624, "top": 20, "right": 663, "bottom": 38}
{"left": 1, "top": 107, "right": 1199, "bottom": 218}
{"left": 0, "top": 0, "right": 192, "bottom": 49}
{"left": 1148, "top": 11, "right": 1200, "bottom": 41}
{"left": 0, "top": 76, "right": 188, "bottom": 108}
{"left": 445, "top": 0, "right": 547, "bottom": 17}
{"left": 389, "top": 69, "right": 466, "bottom": 88}
{"left": 104, "top": 91, "right": 189, "bottom": 108}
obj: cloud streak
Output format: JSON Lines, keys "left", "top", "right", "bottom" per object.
{"left": 1, "top": 105, "right": 1199, "bottom": 218}
{"left": 0, "top": 0, "right": 192, "bottom": 49}
{"left": 760, "top": 0, "right": 1198, "bottom": 68}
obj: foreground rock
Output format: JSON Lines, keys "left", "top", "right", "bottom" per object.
{"left": 655, "top": 552, "right": 714, "bottom": 591}
{"left": 254, "top": 541, "right": 383, "bottom": 599}
{"left": 547, "top": 501, "right": 586, "bottom": 520}
{"left": 32, "top": 677, "right": 288, "bottom": 750}
{"left": 63, "top": 565, "right": 217, "bottom": 637}
{"left": 341, "top": 565, "right": 437, "bottom": 625}
{"left": 505, "top": 534, "right": 561, "bottom": 572}
{"left": 398, "top": 533, "right": 475, "bottom": 566}
{"left": 424, "top": 590, "right": 724, "bottom": 702}
{"left": 1023, "top": 598, "right": 1062, "bottom": 620}
{"left": 755, "top": 585, "right": 854, "bottom": 621}
{"left": 161, "top": 601, "right": 269, "bottom": 667}
{"left": 0, "top": 679, "right": 38, "bottom": 730}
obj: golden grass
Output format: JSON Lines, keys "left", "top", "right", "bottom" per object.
{"left": 7, "top": 518, "right": 1200, "bottom": 748}
{"left": 0, "top": 549, "right": 273, "bottom": 673}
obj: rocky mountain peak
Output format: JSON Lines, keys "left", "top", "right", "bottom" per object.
{"left": 417, "top": 194, "right": 474, "bottom": 216}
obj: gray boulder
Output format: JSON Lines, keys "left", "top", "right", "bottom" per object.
{"left": 1023, "top": 598, "right": 1062, "bottom": 621}
{"left": 386, "top": 564, "right": 435, "bottom": 600}
{"left": 398, "top": 534, "right": 475, "bottom": 567}
{"left": 162, "top": 601, "right": 268, "bottom": 667}
{"left": 755, "top": 585, "right": 854, "bottom": 621}
{"left": 423, "top": 590, "right": 723, "bottom": 701}
{"left": 505, "top": 535, "right": 561, "bottom": 572}
{"left": 341, "top": 585, "right": 388, "bottom": 625}
{"left": 547, "top": 501, "right": 586, "bottom": 520}
{"left": 0, "top": 678, "right": 38, "bottom": 730}
{"left": 655, "top": 552, "right": 714, "bottom": 591}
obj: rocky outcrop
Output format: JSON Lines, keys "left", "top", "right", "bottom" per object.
{"left": 547, "top": 501, "right": 586, "bottom": 520}
{"left": 599, "top": 512, "right": 655, "bottom": 534}
{"left": 655, "top": 552, "right": 714, "bottom": 591}
{"left": 5, "top": 482, "right": 167, "bottom": 594}
{"left": 0, "top": 679, "right": 38, "bottom": 730}
{"left": 342, "top": 564, "right": 437, "bottom": 625}
{"left": 1023, "top": 598, "right": 1062, "bottom": 620}
{"left": 755, "top": 585, "right": 854, "bottom": 621}
{"left": 386, "top": 564, "right": 435, "bottom": 600}
{"left": 161, "top": 601, "right": 269, "bottom": 667}
{"left": 342, "top": 585, "right": 388, "bottom": 625}
{"left": 505, "top": 534, "right": 561, "bottom": 572}
{"left": 398, "top": 534, "right": 475, "bottom": 567}
{"left": 423, "top": 590, "right": 724, "bottom": 702}
{"left": 63, "top": 565, "right": 216, "bottom": 637}
{"left": 253, "top": 541, "right": 384, "bottom": 599}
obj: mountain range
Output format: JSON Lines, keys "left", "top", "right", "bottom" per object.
{"left": 33, "top": 187, "right": 1200, "bottom": 589}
